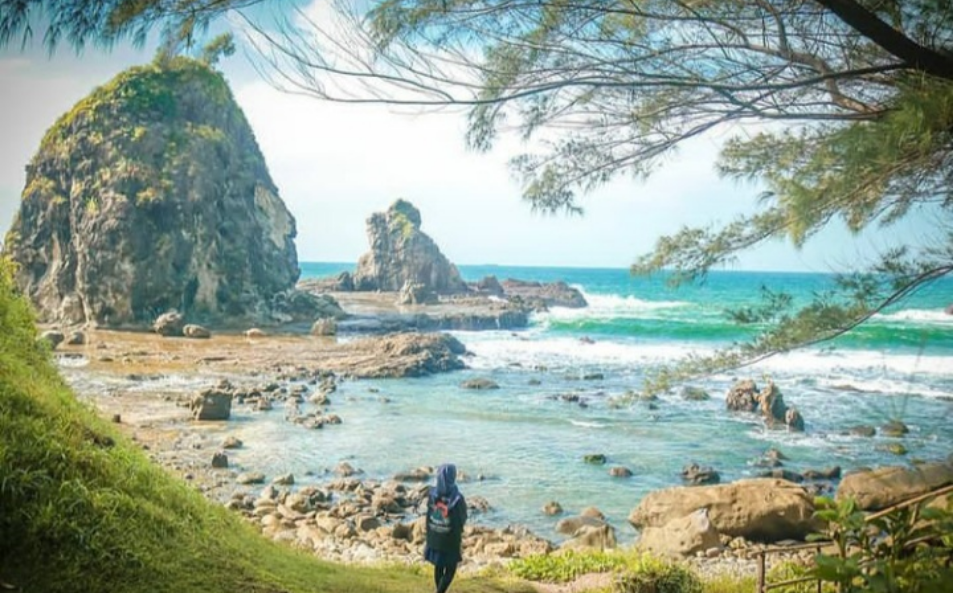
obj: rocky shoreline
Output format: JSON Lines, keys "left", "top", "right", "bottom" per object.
{"left": 53, "top": 327, "right": 887, "bottom": 582}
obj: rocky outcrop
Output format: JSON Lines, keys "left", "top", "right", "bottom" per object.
{"left": 629, "top": 478, "right": 817, "bottom": 542}
{"left": 339, "top": 332, "right": 467, "bottom": 378}
{"left": 3, "top": 58, "right": 299, "bottom": 327}
{"left": 726, "top": 379, "right": 804, "bottom": 431}
{"left": 836, "top": 462, "right": 953, "bottom": 511}
{"left": 499, "top": 279, "right": 588, "bottom": 309}
{"left": 352, "top": 200, "right": 466, "bottom": 294}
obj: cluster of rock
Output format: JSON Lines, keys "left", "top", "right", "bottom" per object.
{"left": 299, "top": 200, "right": 588, "bottom": 317}
{"left": 3, "top": 58, "right": 301, "bottom": 328}
{"left": 726, "top": 379, "right": 804, "bottom": 431}
{"left": 37, "top": 329, "right": 85, "bottom": 350}
{"left": 228, "top": 471, "right": 552, "bottom": 567}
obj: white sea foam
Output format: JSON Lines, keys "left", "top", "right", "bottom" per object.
{"left": 570, "top": 420, "right": 608, "bottom": 428}
{"left": 543, "top": 288, "right": 691, "bottom": 321}
{"left": 816, "top": 376, "right": 953, "bottom": 399}
{"left": 873, "top": 309, "right": 953, "bottom": 325}
{"left": 460, "top": 331, "right": 953, "bottom": 381}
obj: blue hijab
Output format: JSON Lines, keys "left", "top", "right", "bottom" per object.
{"left": 431, "top": 463, "right": 463, "bottom": 509}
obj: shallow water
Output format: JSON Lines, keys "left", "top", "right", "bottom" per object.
{"left": 70, "top": 264, "right": 953, "bottom": 543}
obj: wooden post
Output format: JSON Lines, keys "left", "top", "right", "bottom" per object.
{"left": 757, "top": 550, "right": 766, "bottom": 593}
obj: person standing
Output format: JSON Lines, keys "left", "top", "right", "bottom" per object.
{"left": 424, "top": 463, "right": 467, "bottom": 593}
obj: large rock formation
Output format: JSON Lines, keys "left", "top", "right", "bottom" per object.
{"left": 352, "top": 200, "right": 466, "bottom": 294}
{"left": 2, "top": 58, "right": 299, "bottom": 326}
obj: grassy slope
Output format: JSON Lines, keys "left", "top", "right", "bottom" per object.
{"left": 0, "top": 259, "right": 525, "bottom": 593}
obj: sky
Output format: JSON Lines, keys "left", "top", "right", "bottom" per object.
{"left": 0, "top": 5, "right": 943, "bottom": 272}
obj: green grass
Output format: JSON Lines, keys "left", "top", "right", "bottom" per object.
{"left": 0, "top": 257, "right": 528, "bottom": 593}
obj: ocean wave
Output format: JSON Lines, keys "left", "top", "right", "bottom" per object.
{"left": 544, "top": 288, "right": 692, "bottom": 321}
{"left": 873, "top": 309, "right": 953, "bottom": 325}
{"left": 461, "top": 332, "right": 953, "bottom": 380}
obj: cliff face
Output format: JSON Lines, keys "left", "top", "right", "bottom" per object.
{"left": 3, "top": 57, "right": 299, "bottom": 326}
{"left": 353, "top": 200, "right": 466, "bottom": 293}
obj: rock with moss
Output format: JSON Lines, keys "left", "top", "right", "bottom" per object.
{"left": 3, "top": 58, "right": 300, "bottom": 327}
{"left": 353, "top": 200, "right": 466, "bottom": 294}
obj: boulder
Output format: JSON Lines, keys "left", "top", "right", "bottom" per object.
{"left": 756, "top": 382, "right": 804, "bottom": 431}
{"left": 153, "top": 311, "right": 184, "bottom": 337}
{"left": 543, "top": 501, "right": 564, "bottom": 516}
{"left": 190, "top": 388, "right": 232, "bottom": 421}
{"left": 561, "top": 522, "right": 617, "bottom": 550}
{"left": 629, "top": 478, "right": 817, "bottom": 542}
{"left": 880, "top": 420, "right": 910, "bottom": 437}
{"left": 352, "top": 200, "right": 466, "bottom": 294}
{"left": 237, "top": 472, "right": 266, "bottom": 485}
{"left": 726, "top": 379, "right": 759, "bottom": 412}
{"left": 183, "top": 324, "right": 211, "bottom": 339}
{"left": 3, "top": 59, "right": 299, "bottom": 327}
{"left": 609, "top": 466, "right": 634, "bottom": 478}
{"left": 638, "top": 509, "right": 721, "bottom": 557}
{"left": 583, "top": 454, "right": 607, "bottom": 465}
{"left": 222, "top": 436, "right": 243, "bottom": 449}
{"left": 681, "top": 463, "right": 720, "bottom": 485}
{"left": 211, "top": 452, "right": 229, "bottom": 469}
{"left": 38, "top": 330, "right": 65, "bottom": 349}
{"left": 836, "top": 462, "right": 953, "bottom": 511}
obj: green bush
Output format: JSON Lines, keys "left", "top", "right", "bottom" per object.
{"left": 510, "top": 549, "right": 703, "bottom": 593}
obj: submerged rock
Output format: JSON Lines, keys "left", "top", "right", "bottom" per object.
{"left": 3, "top": 58, "right": 299, "bottom": 327}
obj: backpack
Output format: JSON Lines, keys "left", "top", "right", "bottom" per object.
{"left": 428, "top": 497, "right": 453, "bottom": 535}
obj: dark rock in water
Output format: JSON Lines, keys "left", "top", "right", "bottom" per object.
{"left": 609, "top": 466, "right": 633, "bottom": 478}
{"left": 847, "top": 425, "right": 876, "bottom": 437}
{"left": 3, "top": 58, "right": 299, "bottom": 327}
{"left": 681, "top": 463, "right": 720, "bottom": 485}
{"left": 498, "top": 279, "right": 587, "bottom": 309}
{"left": 272, "top": 291, "right": 346, "bottom": 323}
{"left": 880, "top": 420, "right": 910, "bottom": 437}
{"left": 583, "top": 454, "right": 607, "bottom": 465}
{"left": 353, "top": 200, "right": 466, "bottom": 294}
{"left": 757, "top": 469, "right": 804, "bottom": 482}
{"left": 542, "top": 501, "right": 563, "bottom": 515}
{"left": 726, "top": 379, "right": 759, "bottom": 412}
{"left": 680, "top": 386, "right": 711, "bottom": 401}
{"left": 803, "top": 466, "right": 841, "bottom": 481}
{"left": 342, "top": 333, "right": 467, "bottom": 378}
{"left": 211, "top": 452, "right": 229, "bottom": 469}
{"left": 460, "top": 378, "right": 500, "bottom": 390}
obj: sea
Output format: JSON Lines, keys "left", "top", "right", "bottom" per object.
{"left": 187, "top": 263, "right": 953, "bottom": 541}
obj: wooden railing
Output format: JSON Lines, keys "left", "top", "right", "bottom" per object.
{"left": 754, "top": 483, "right": 953, "bottom": 593}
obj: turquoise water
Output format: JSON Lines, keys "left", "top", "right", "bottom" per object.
{"left": 228, "top": 262, "right": 953, "bottom": 542}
